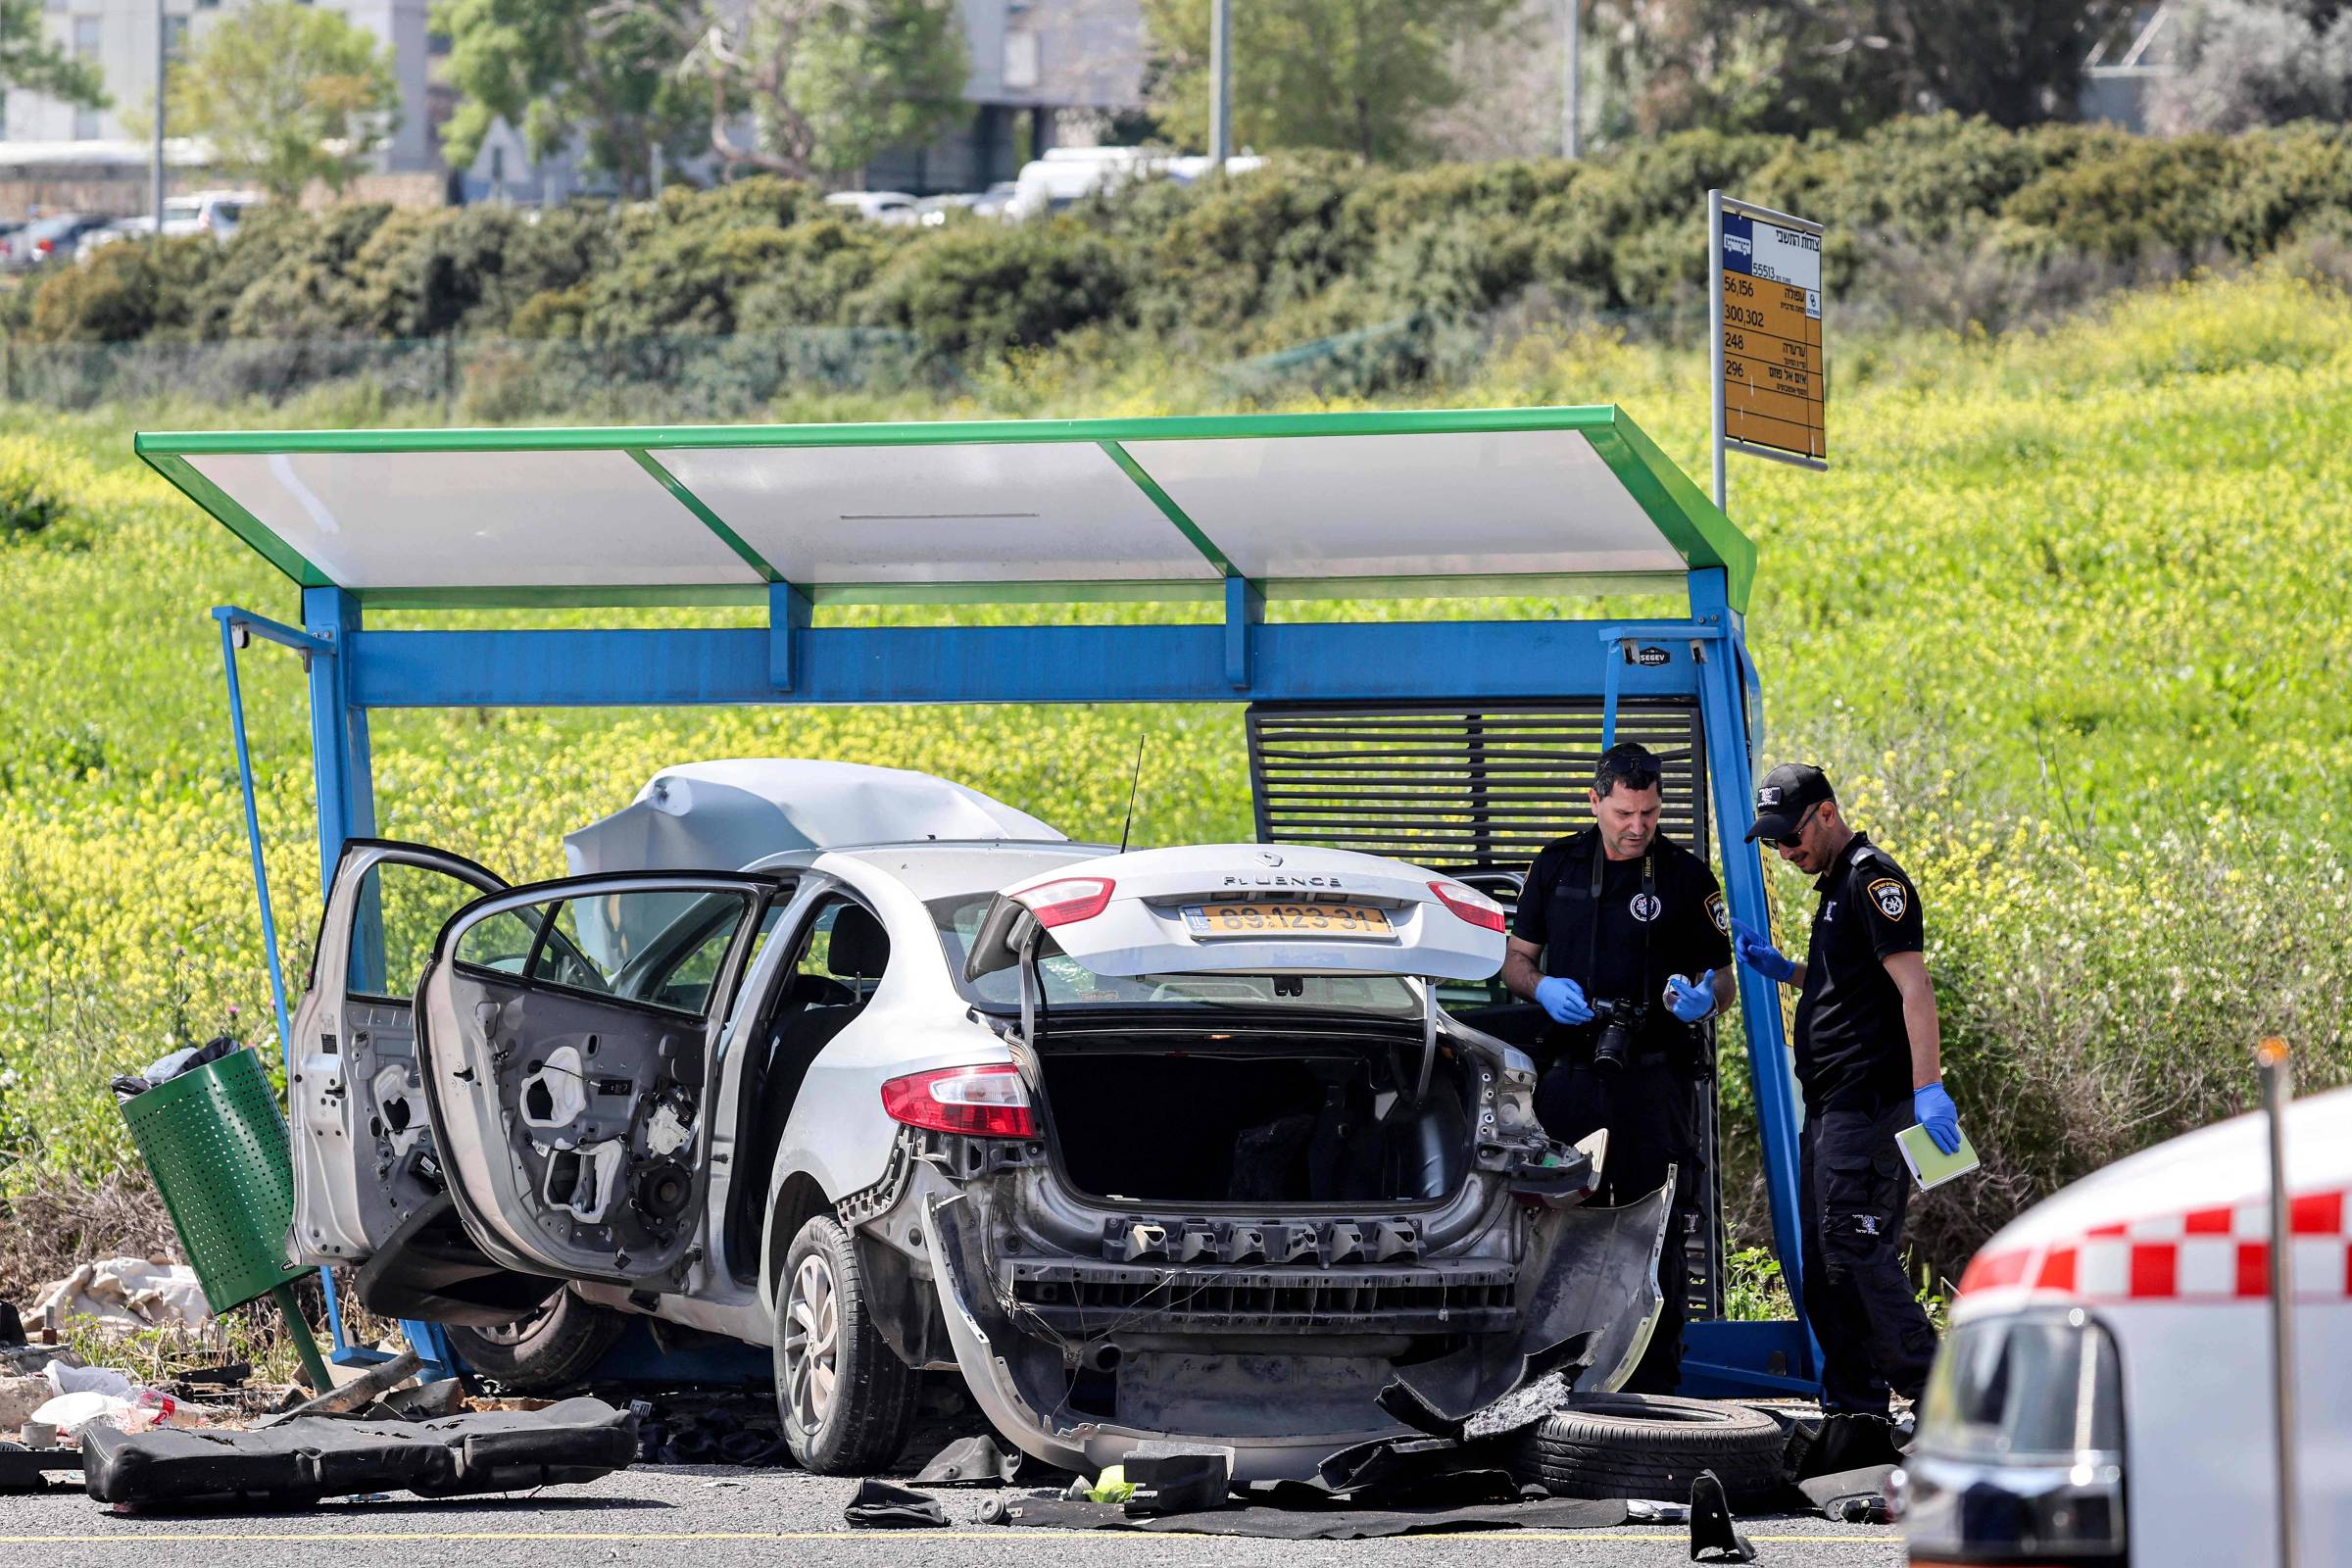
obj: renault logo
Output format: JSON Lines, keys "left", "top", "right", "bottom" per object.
{"left": 1256, "top": 851, "right": 1284, "bottom": 866}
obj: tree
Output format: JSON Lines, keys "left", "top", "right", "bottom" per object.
{"left": 2153, "top": 1, "right": 2352, "bottom": 133}
{"left": 0, "top": 0, "right": 105, "bottom": 109}
{"left": 1141, "top": 0, "right": 1516, "bottom": 163}
{"left": 435, "top": 0, "right": 702, "bottom": 197}
{"left": 601, "top": 0, "right": 967, "bottom": 179}
{"left": 166, "top": 3, "right": 399, "bottom": 201}
{"left": 1584, "top": 0, "right": 2124, "bottom": 142}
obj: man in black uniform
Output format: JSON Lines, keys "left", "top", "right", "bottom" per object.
{"left": 1501, "top": 742, "right": 1734, "bottom": 1393}
{"left": 1730, "top": 762, "right": 1964, "bottom": 1417}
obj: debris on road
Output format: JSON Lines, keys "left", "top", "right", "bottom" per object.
{"left": 1796, "top": 1465, "right": 1896, "bottom": 1523}
{"left": 78, "top": 1395, "right": 638, "bottom": 1511}
{"left": 1689, "top": 1469, "right": 1756, "bottom": 1562}
{"left": 911, "top": 1433, "right": 1021, "bottom": 1487}
{"left": 976, "top": 1490, "right": 1633, "bottom": 1539}
{"left": 266, "top": 1348, "right": 422, "bottom": 1420}
{"left": 0, "top": 1442, "right": 84, "bottom": 1495}
{"left": 842, "top": 1478, "right": 949, "bottom": 1529}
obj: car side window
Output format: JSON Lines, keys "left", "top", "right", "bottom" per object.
{"left": 787, "top": 898, "right": 890, "bottom": 1008}
{"left": 345, "top": 860, "right": 501, "bottom": 1001}
{"left": 454, "top": 889, "right": 757, "bottom": 1019}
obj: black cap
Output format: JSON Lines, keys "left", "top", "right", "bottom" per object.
{"left": 1744, "top": 762, "right": 1835, "bottom": 843}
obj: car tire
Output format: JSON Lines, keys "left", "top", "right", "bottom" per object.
{"left": 774, "top": 1214, "right": 919, "bottom": 1475}
{"left": 443, "top": 1287, "right": 627, "bottom": 1393}
{"left": 1507, "top": 1394, "right": 1787, "bottom": 1506}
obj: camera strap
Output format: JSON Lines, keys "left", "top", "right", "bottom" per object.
{"left": 1579, "top": 836, "right": 1656, "bottom": 995}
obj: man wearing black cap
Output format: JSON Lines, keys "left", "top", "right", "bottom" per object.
{"left": 1501, "top": 741, "right": 1735, "bottom": 1393}
{"left": 1730, "top": 762, "right": 1961, "bottom": 1418}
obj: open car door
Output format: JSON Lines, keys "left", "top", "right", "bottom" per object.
{"left": 289, "top": 839, "right": 507, "bottom": 1269}
{"left": 416, "top": 872, "right": 783, "bottom": 1292}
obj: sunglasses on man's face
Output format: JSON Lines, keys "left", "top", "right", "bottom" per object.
{"left": 1775, "top": 803, "right": 1821, "bottom": 849}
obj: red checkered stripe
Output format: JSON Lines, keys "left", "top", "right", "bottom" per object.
{"left": 1960, "top": 1190, "right": 2352, "bottom": 1302}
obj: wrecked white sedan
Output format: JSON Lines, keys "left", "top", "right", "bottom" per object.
{"left": 289, "top": 761, "right": 1670, "bottom": 1478}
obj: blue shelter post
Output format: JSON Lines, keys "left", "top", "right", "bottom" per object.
{"left": 298, "top": 587, "right": 455, "bottom": 1378}
{"left": 1682, "top": 566, "right": 1818, "bottom": 1390}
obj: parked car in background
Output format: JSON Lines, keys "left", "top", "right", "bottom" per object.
{"left": 1899, "top": 1084, "right": 2351, "bottom": 1568}
{"left": 1004, "top": 148, "right": 1264, "bottom": 220}
{"left": 76, "top": 190, "right": 262, "bottom": 260}
{"left": 821, "top": 190, "right": 919, "bottom": 225}
{"left": 10, "top": 214, "right": 107, "bottom": 268}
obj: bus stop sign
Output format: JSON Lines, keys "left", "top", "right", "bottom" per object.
{"left": 1708, "top": 192, "right": 1826, "bottom": 493}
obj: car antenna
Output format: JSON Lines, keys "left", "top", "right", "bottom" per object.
{"left": 1117, "top": 737, "right": 1148, "bottom": 854}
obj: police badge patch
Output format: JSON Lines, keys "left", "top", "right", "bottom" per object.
{"left": 1629, "top": 894, "right": 1663, "bottom": 923}
{"left": 1706, "top": 892, "right": 1728, "bottom": 933}
{"left": 1868, "top": 878, "right": 1908, "bottom": 920}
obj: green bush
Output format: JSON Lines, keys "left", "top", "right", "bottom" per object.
{"left": 855, "top": 219, "right": 1132, "bottom": 356}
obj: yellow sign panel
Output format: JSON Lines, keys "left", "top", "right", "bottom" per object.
{"left": 1716, "top": 207, "right": 1825, "bottom": 465}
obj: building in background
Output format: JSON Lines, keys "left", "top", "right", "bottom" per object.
{"left": 2079, "top": 4, "right": 2177, "bottom": 133}
{"left": 2, "top": 0, "right": 1143, "bottom": 210}
{"left": 4, "top": 0, "right": 435, "bottom": 174}
{"left": 863, "top": 0, "right": 1148, "bottom": 195}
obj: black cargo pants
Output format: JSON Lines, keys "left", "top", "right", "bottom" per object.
{"left": 1535, "top": 1057, "right": 1702, "bottom": 1395}
{"left": 1799, "top": 1101, "right": 1940, "bottom": 1414}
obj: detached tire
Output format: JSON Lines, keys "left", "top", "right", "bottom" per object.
{"left": 774, "top": 1214, "right": 919, "bottom": 1475}
{"left": 1508, "top": 1394, "right": 1786, "bottom": 1506}
{"left": 443, "top": 1288, "right": 626, "bottom": 1393}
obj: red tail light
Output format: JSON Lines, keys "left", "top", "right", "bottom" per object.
{"left": 1428, "top": 879, "right": 1506, "bottom": 932}
{"left": 34, "top": 239, "right": 51, "bottom": 255}
{"left": 1017, "top": 876, "right": 1113, "bottom": 928}
{"left": 880, "top": 1063, "right": 1036, "bottom": 1139}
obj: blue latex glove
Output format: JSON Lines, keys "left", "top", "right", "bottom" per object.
{"left": 1534, "top": 975, "right": 1593, "bottom": 1026}
{"left": 1914, "top": 1081, "right": 1963, "bottom": 1155}
{"left": 1729, "top": 916, "right": 1796, "bottom": 985}
{"left": 1665, "top": 970, "right": 1717, "bottom": 1023}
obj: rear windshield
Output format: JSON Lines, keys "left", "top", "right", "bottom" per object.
{"left": 927, "top": 894, "right": 1420, "bottom": 1018}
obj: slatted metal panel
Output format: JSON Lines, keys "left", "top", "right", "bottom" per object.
{"left": 1244, "top": 697, "right": 1726, "bottom": 1322}
{"left": 1246, "top": 699, "right": 1708, "bottom": 873}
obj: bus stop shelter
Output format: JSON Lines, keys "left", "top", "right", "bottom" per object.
{"left": 140, "top": 403, "right": 1817, "bottom": 1397}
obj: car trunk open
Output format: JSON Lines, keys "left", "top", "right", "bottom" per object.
{"left": 1032, "top": 1018, "right": 1473, "bottom": 1207}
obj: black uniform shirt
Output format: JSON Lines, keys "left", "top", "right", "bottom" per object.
{"left": 1513, "top": 827, "right": 1732, "bottom": 1043}
{"left": 1792, "top": 832, "right": 1925, "bottom": 1111}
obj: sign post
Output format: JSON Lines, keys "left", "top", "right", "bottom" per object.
{"left": 1708, "top": 191, "right": 1826, "bottom": 511}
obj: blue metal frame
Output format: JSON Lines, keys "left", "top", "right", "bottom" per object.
{"left": 210, "top": 562, "right": 1814, "bottom": 1395}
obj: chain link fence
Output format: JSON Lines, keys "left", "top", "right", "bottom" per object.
{"left": 0, "top": 327, "right": 964, "bottom": 420}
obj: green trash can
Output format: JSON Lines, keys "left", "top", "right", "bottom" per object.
{"left": 119, "top": 1047, "right": 332, "bottom": 1389}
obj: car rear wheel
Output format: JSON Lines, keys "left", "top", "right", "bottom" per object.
{"left": 774, "top": 1214, "right": 919, "bottom": 1474}
{"left": 1507, "top": 1394, "right": 1787, "bottom": 1506}
{"left": 443, "top": 1287, "right": 627, "bottom": 1393}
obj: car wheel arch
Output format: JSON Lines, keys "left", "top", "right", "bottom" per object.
{"left": 763, "top": 1171, "right": 833, "bottom": 1305}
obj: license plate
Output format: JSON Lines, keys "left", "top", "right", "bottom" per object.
{"left": 1182, "top": 902, "right": 1396, "bottom": 939}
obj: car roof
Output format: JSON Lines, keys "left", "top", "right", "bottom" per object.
{"left": 752, "top": 839, "right": 1112, "bottom": 901}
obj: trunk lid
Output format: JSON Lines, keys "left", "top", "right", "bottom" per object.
{"left": 962, "top": 844, "right": 1505, "bottom": 984}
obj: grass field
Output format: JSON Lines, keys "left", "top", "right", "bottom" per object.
{"left": 2, "top": 267, "right": 2347, "bottom": 1284}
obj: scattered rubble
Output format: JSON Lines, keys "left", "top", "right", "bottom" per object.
{"left": 30, "top": 1258, "right": 210, "bottom": 1336}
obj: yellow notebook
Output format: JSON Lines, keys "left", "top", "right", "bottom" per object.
{"left": 1896, "top": 1123, "right": 1981, "bottom": 1192}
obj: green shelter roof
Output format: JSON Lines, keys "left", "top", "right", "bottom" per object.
{"left": 136, "top": 405, "right": 1754, "bottom": 612}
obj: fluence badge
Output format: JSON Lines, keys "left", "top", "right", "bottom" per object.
{"left": 1868, "top": 878, "right": 1908, "bottom": 921}
{"left": 1705, "top": 892, "right": 1727, "bottom": 934}
{"left": 1629, "top": 893, "right": 1664, "bottom": 923}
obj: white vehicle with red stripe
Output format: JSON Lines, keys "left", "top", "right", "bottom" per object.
{"left": 291, "top": 763, "right": 1674, "bottom": 1483}
{"left": 1901, "top": 1086, "right": 2352, "bottom": 1568}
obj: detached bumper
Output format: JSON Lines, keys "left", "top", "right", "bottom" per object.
{"left": 921, "top": 1180, "right": 1672, "bottom": 1482}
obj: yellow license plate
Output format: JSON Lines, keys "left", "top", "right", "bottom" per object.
{"left": 1182, "top": 903, "right": 1396, "bottom": 939}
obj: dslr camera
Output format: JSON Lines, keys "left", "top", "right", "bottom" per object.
{"left": 1587, "top": 998, "right": 1650, "bottom": 1074}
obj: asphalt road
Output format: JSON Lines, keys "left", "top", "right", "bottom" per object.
{"left": 0, "top": 1464, "right": 1908, "bottom": 1568}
